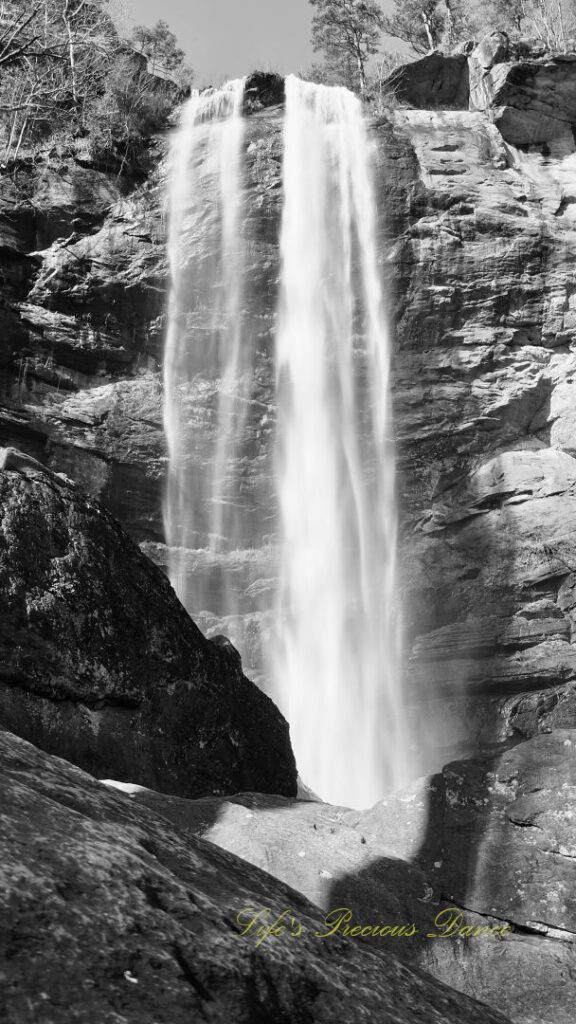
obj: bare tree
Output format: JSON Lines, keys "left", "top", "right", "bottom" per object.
{"left": 484, "top": 0, "right": 576, "bottom": 46}
{"left": 383, "top": 0, "right": 476, "bottom": 55}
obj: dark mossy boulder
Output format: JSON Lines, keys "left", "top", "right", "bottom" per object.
{"left": 243, "top": 70, "right": 285, "bottom": 112}
{"left": 383, "top": 53, "right": 470, "bottom": 109}
{"left": 0, "top": 456, "right": 296, "bottom": 797}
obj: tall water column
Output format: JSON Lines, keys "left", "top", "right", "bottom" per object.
{"left": 273, "top": 76, "right": 408, "bottom": 808}
{"left": 164, "top": 77, "right": 409, "bottom": 809}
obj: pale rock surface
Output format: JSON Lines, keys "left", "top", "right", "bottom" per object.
{"left": 113, "top": 731, "right": 576, "bottom": 1024}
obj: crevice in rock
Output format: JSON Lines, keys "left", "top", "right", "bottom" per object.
{"left": 445, "top": 899, "right": 576, "bottom": 944}
{"left": 0, "top": 676, "right": 141, "bottom": 710}
{"left": 508, "top": 816, "right": 544, "bottom": 830}
{"left": 172, "top": 944, "right": 214, "bottom": 1005}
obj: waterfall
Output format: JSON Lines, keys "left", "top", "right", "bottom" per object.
{"left": 273, "top": 76, "right": 408, "bottom": 808}
{"left": 163, "top": 75, "right": 409, "bottom": 810}
{"left": 164, "top": 80, "right": 248, "bottom": 615}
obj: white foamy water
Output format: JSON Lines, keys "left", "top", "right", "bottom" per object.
{"left": 273, "top": 76, "right": 409, "bottom": 808}
{"left": 164, "top": 75, "right": 409, "bottom": 810}
{"left": 163, "top": 80, "right": 247, "bottom": 610}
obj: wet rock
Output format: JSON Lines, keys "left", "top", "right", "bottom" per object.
{"left": 0, "top": 465, "right": 296, "bottom": 798}
{"left": 243, "top": 71, "right": 285, "bottom": 113}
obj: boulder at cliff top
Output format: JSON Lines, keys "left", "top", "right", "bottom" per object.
{"left": 384, "top": 52, "right": 470, "bottom": 109}
{"left": 0, "top": 728, "right": 512, "bottom": 1024}
{"left": 0, "top": 456, "right": 296, "bottom": 798}
{"left": 469, "top": 51, "right": 576, "bottom": 151}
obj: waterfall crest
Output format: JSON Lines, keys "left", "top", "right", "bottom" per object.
{"left": 163, "top": 79, "right": 248, "bottom": 613}
{"left": 273, "top": 76, "right": 408, "bottom": 808}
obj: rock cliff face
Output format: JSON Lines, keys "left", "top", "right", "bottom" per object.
{"left": 377, "top": 99, "right": 576, "bottom": 772}
{"left": 5, "top": 58, "right": 576, "bottom": 760}
{"left": 3, "top": 51, "right": 576, "bottom": 1021}
{"left": 0, "top": 460, "right": 296, "bottom": 798}
{"left": 0, "top": 142, "right": 168, "bottom": 542}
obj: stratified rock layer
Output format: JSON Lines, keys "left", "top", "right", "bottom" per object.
{"left": 0, "top": 729, "right": 511, "bottom": 1024}
{"left": 0, "top": 463, "right": 296, "bottom": 798}
{"left": 379, "top": 102, "right": 576, "bottom": 770}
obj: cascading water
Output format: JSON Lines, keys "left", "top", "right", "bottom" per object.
{"left": 272, "top": 76, "right": 408, "bottom": 808}
{"left": 163, "top": 74, "right": 409, "bottom": 810}
{"left": 164, "top": 80, "right": 249, "bottom": 615}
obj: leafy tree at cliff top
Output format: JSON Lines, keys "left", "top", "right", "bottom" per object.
{"left": 130, "top": 18, "right": 193, "bottom": 85}
{"left": 382, "top": 0, "right": 476, "bottom": 54}
{"left": 0, "top": 0, "right": 190, "bottom": 169}
{"left": 309, "top": 0, "right": 385, "bottom": 94}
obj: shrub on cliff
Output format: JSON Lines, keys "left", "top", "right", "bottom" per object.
{"left": 84, "top": 51, "right": 180, "bottom": 173}
{"left": 0, "top": 2, "right": 190, "bottom": 171}
{"left": 485, "top": 0, "right": 576, "bottom": 50}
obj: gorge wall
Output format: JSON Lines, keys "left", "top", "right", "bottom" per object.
{"left": 3, "top": 53, "right": 576, "bottom": 766}
{"left": 3, "top": 42, "right": 576, "bottom": 1024}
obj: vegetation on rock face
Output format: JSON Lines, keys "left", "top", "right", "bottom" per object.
{"left": 0, "top": 0, "right": 191, "bottom": 172}
{"left": 484, "top": 0, "right": 576, "bottom": 48}
{"left": 383, "top": 0, "right": 477, "bottom": 55}
{"left": 383, "top": 0, "right": 576, "bottom": 52}
{"left": 308, "top": 0, "right": 576, "bottom": 99}
{"left": 130, "top": 17, "right": 192, "bottom": 83}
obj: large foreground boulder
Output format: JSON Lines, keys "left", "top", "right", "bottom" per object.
{"left": 0, "top": 457, "right": 296, "bottom": 797}
{"left": 0, "top": 729, "right": 511, "bottom": 1024}
{"left": 126, "top": 732, "right": 576, "bottom": 1024}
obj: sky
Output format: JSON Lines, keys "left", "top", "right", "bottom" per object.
{"left": 117, "top": 0, "right": 399, "bottom": 89}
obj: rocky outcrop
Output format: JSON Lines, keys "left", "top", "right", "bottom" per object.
{"left": 109, "top": 730, "right": 576, "bottom": 1024}
{"left": 0, "top": 460, "right": 296, "bottom": 798}
{"left": 363, "top": 102, "right": 576, "bottom": 772}
{"left": 385, "top": 52, "right": 470, "bottom": 109}
{"left": 385, "top": 36, "right": 576, "bottom": 153}
{"left": 243, "top": 71, "right": 285, "bottom": 112}
{"left": 0, "top": 146, "right": 168, "bottom": 541}
{"left": 356, "top": 731, "right": 576, "bottom": 1024}
{"left": 0, "top": 729, "right": 511, "bottom": 1024}
{"left": 467, "top": 43, "right": 576, "bottom": 150}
